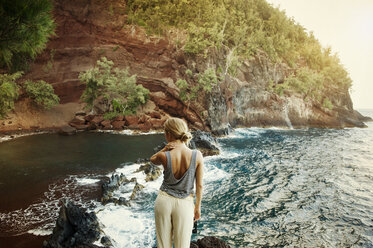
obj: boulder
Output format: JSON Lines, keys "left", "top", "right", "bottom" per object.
{"left": 124, "top": 115, "right": 139, "bottom": 126}
{"left": 149, "top": 111, "right": 162, "bottom": 119}
{"left": 111, "top": 120, "right": 125, "bottom": 130}
{"left": 69, "top": 116, "right": 86, "bottom": 127}
{"left": 149, "top": 118, "right": 165, "bottom": 128}
{"left": 84, "top": 114, "right": 95, "bottom": 122}
{"left": 58, "top": 126, "right": 77, "bottom": 136}
{"left": 100, "top": 236, "right": 113, "bottom": 247}
{"left": 135, "top": 162, "right": 162, "bottom": 182}
{"left": 101, "top": 174, "right": 136, "bottom": 205}
{"left": 114, "top": 115, "right": 125, "bottom": 121}
{"left": 195, "top": 236, "right": 231, "bottom": 248}
{"left": 42, "top": 200, "right": 101, "bottom": 248}
{"left": 101, "top": 119, "right": 112, "bottom": 129}
{"left": 138, "top": 114, "right": 148, "bottom": 124}
{"left": 190, "top": 130, "right": 220, "bottom": 156}
{"left": 74, "top": 124, "right": 91, "bottom": 131}
{"left": 138, "top": 121, "right": 152, "bottom": 132}
{"left": 211, "top": 124, "right": 233, "bottom": 136}
{"left": 130, "top": 182, "right": 144, "bottom": 200}
{"left": 90, "top": 116, "right": 104, "bottom": 125}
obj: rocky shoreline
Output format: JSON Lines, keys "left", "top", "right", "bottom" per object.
{"left": 43, "top": 200, "right": 231, "bottom": 248}
{"left": 42, "top": 131, "right": 229, "bottom": 248}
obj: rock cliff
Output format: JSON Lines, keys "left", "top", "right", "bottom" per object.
{"left": 0, "top": 0, "right": 370, "bottom": 133}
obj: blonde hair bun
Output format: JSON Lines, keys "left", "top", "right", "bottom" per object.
{"left": 180, "top": 131, "right": 192, "bottom": 142}
{"left": 164, "top": 117, "right": 193, "bottom": 145}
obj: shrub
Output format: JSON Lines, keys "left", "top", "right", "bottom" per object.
{"left": 23, "top": 80, "right": 60, "bottom": 110}
{"left": 79, "top": 57, "right": 150, "bottom": 115}
{"left": 322, "top": 98, "right": 333, "bottom": 110}
{"left": 198, "top": 68, "right": 218, "bottom": 92}
{"left": 0, "top": 72, "right": 22, "bottom": 118}
{"left": 176, "top": 68, "right": 218, "bottom": 106}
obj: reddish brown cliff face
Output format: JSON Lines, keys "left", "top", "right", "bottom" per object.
{"left": 1, "top": 0, "right": 370, "bottom": 134}
{"left": 1, "top": 0, "right": 206, "bottom": 133}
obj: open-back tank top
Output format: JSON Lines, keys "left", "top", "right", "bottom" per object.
{"left": 160, "top": 149, "right": 197, "bottom": 198}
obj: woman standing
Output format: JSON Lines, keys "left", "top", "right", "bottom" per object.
{"left": 150, "top": 117, "right": 204, "bottom": 248}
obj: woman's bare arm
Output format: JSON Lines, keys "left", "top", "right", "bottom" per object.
{"left": 150, "top": 143, "right": 175, "bottom": 165}
{"left": 194, "top": 150, "right": 204, "bottom": 221}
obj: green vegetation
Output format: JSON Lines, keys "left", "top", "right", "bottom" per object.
{"left": 126, "top": 0, "right": 352, "bottom": 106}
{"left": 0, "top": 0, "right": 55, "bottom": 70}
{"left": 79, "top": 57, "right": 150, "bottom": 119}
{"left": 176, "top": 68, "right": 218, "bottom": 105}
{"left": 322, "top": 98, "right": 333, "bottom": 110}
{"left": 23, "top": 80, "right": 60, "bottom": 109}
{"left": 0, "top": 71, "right": 59, "bottom": 118}
{"left": 0, "top": 72, "right": 22, "bottom": 118}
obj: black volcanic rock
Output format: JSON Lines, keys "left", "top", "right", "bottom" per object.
{"left": 42, "top": 200, "right": 101, "bottom": 248}
{"left": 190, "top": 130, "right": 220, "bottom": 156}
{"left": 191, "top": 236, "right": 231, "bottom": 248}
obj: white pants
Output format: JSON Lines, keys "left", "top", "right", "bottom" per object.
{"left": 154, "top": 190, "right": 194, "bottom": 248}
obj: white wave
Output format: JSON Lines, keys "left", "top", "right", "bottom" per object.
{"left": 96, "top": 204, "right": 156, "bottom": 247}
{"left": 27, "top": 228, "right": 53, "bottom": 236}
{"left": 204, "top": 163, "right": 231, "bottom": 183}
{"left": 0, "top": 131, "right": 51, "bottom": 143}
{"left": 76, "top": 178, "right": 101, "bottom": 185}
{"left": 94, "top": 129, "right": 163, "bottom": 136}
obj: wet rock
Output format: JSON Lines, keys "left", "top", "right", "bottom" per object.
{"left": 190, "top": 130, "right": 220, "bottom": 156}
{"left": 190, "top": 242, "right": 199, "bottom": 248}
{"left": 136, "top": 158, "right": 150, "bottom": 163}
{"left": 195, "top": 236, "right": 231, "bottom": 248}
{"left": 211, "top": 124, "right": 233, "bottom": 136}
{"left": 101, "top": 174, "right": 137, "bottom": 205}
{"left": 135, "top": 162, "right": 162, "bottom": 182}
{"left": 100, "top": 236, "right": 113, "bottom": 247}
{"left": 118, "top": 197, "right": 131, "bottom": 206}
{"left": 130, "top": 182, "right": 145, "bottom": 200}
{"left": 58, "top": 126, "right": 77, "bottom": 136}
{"left": 101, "top": 173, "right": 130, "bottom": 204}
{"left": 42, "top": 200, "right": 101, "bottom": 248}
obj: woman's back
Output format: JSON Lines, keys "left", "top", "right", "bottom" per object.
{"left": 168, "top": 147, "right": 194, "bottom": 180}
{"left": 160, "top": 146, "right": 197, "bottom": 199}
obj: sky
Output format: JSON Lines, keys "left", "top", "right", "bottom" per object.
{"left": 266, "top": 0, "right": 373, "bottom": 109}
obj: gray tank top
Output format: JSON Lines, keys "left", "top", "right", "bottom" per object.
{"left": 160, "top": 149, "right": 197, "bottom": 198}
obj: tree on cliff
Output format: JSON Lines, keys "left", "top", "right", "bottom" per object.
{"left": 0, "top": 0, "right": 56, "bottom": 71}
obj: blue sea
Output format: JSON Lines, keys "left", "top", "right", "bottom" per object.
{"left": 0, "top": 110, "right": 372, "bottom": 247}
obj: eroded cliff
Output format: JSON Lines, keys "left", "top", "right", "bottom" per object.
{"left": 0, "top": 0, "right": 370, "bottom": 134}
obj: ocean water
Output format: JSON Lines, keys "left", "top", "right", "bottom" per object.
{"left": 0, "top": 110, "right": 372, "bottom": 247}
